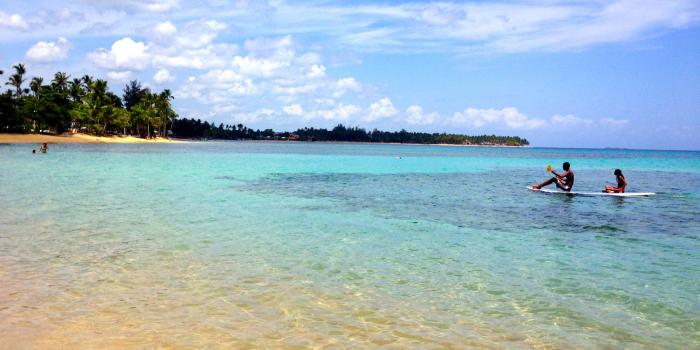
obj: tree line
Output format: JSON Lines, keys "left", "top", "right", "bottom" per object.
{"left": 1, "top": 64, "right": 528, "bottom": 146}
{"left": 296, "top": 125, "right": 529, "bottom": 145}
{"left": 172, "top": 120, "right": 529, "bottom": 146}
{"left": 0, "top": 64, "right": 175, "bottom": 138}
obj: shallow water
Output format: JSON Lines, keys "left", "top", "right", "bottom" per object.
{"left": 0, "top": 142, "right": 698, "bottom": 349}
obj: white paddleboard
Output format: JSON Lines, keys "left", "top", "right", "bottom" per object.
{"left": 527, "top": 186, "right": 655, "bottom": 197}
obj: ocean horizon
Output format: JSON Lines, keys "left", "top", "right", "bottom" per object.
{"left": 1, "top": 142, "right": 698, "bottom": 348}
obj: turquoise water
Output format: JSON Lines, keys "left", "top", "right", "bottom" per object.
{"left": 1, "top": 142, "right": 699, "bottom": 348}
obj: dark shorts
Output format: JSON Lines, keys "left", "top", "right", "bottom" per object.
{"left": 556, "top": 179, "right": 571, "bottom": 191}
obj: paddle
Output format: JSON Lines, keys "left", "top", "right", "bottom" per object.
{"left": 546, "top": 164, "right": 552, "bottom": 173}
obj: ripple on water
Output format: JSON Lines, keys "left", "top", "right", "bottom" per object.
{"left": 0, "top": 144, "right": 699, "bottom": 348}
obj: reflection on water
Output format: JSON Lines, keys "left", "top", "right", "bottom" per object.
{"left": 0, "top": 143, "right": 699, "bottom": 349}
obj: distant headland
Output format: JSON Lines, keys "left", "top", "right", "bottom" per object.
{"left": 0, "top": 64, "right": 528, "bottom": 147}
{"left": 171, "top": 120, "right": 528, "bottom": 146}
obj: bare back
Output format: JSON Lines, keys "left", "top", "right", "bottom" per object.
{"left": 562, "top": 170, "right": 574, "bottom": 189}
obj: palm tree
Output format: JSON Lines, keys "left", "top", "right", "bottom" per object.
{"left": 98, "top": 91, "right": 124, "bottom": 134}
{"left": 69, "top": 78, "right": 83, "bottom": 102}
{"left": 26, "top": 77, "right": 45, "bottom": 131}
{"left": 157, "top": 89, "right": 174, "bottom": 137}
{"left": 52, "top": 72, "right": 70, "bottom": 92}
{"left": 83, "top": 79, "right": 108, "bottom": 134}
{"left": 29, "top": 77, "right": 43, "bottom": 96}
{"left": 81, "top": 75, "right": 93, "bottom": 92}
{"left": 142, "top": 92, "right": 156, "bottom": 138}
{"left": 6, "top": 74, "right": 23, "bottom": 97}
{"left": 6, "top": 64, "right": 26, "bottom": 97}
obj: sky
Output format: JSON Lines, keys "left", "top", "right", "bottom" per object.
{"left": 0, "top": 0, "right": 699, "bottom": 150}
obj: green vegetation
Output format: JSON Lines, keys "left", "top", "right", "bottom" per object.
{"left": 173, "top": 120, "right": 529, "bottom": 146}
{"left": 1, "top": 64, "right": 528, "bottom": 146}
{"left": 0, "top": 64, "right": 176, "bottom": 137}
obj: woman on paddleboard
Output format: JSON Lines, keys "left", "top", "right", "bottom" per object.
{"left": 532, "top": 162, "right": 574, "bottom": 192}
{"left": 603, "top": 169, "right": 627, "bottom": 193}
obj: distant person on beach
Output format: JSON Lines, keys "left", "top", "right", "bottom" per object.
{"left": 532, "top": 162, "right": 575, "bottom": 192}
{"left": 40, "top": 143, "right": 48, "bottom": 153}
{"left": 603, "top": 169, "right": 627, "bottom": 193}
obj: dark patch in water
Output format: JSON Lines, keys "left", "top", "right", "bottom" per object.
{"left": 581, "top": 224, "right": 625, "bottom": 233}
{"left": 236, "top": 171, "right": 700, "bottom": 240}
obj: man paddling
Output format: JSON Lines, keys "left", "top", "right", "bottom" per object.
{"left": 532, "top": 162, "right": 574, "bottom": 192}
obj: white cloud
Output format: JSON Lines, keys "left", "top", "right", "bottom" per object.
{"left": 274, "top": 82, "right": 321, "bottom": 96}
{"left": 48, "top": 1, "right": 680, "bottom": 55}
{"left": 232, "top": 55, "right": 288, "bottom": 77}
{"left": 37, "top": 8, "right": 86, "bottom": 27}
{"left": 89, "top": 37, "right": 151, "bottom": 71}
{"left": 333, "top": 77, "right": 361, "bottom": 97}
{"left": 244, "top": 35, "right": 295, "bottom": 59}
{"left": 296, "top": 52, "right": 321, "bottom": 65}
{"left": 313, "top": 98, "right": 336, "bottom": 107}
{"left": 549, "top": 114, "right": 630, "bottom": 128}
{"left": 154, "top": 21, "right": 177, "bottom": 36}
{"left": 177, "top": 68, "right": 257, "bottom": 104}
{"left": 209, "top": 0, "right": 699, "bottom": 54}
{"left": 0, "top": 11, "right": 28, "bottom": 31}
{"left": 1, "top": 1, "right": 697, "bottom": 57}
{"left": 142, "top": 0, "right": 180, "bottom": 12}
{"left": 96, "top": 0, "right": 179, "bottom": 13}
{"left": 74, "top": 0, "right": 180, "bottom": 14}
{"left": 366, "top": 97, "right": 398, "bottom": 121}
{"left": 157, "top": 31, "right": 369, "bottom": 122}
{"left": 107, "top": 70, "right": 133, "bottom": 81}
{"left": 152, "top": 54, "right": 206, "bottom": 69}
{"left": 342, "top": 28, "right": 400, "bottom": 48}
{"left": 418, "top": 3, "right": 577, "bottom": 42}
{"left": 153, "top": 68, "right": 175, "bottom": 84}
{"left": 405, "top": 105, "right": 437, "bottom": 125}
{"left": 147, "top": 20, "right": 235, "bottom": 70}
{"left": 449, "top": 0, "right": 700, "bottom": 53}
{"left": 307, "top": 64, "right": 326, "bottom": 79}
{"left": 169, "top": 35, "right": 358, "bottom": 112}
{"left": 305, "top": 103, "right": 362, "bottom": 121}
{"left": 152, "top": 43, "right": 236, "bottom": 69}
{"left": 447, "top": 111, "right": 628, "bottom": 130}
{"left": 223, "top": 108, "right": 275, "bottom": 122}
{"left": 600, "top": 118, "right": 629, "bottom": 127}
{"left": 550, "top": 114, "right": 594, "bottom": 127}
{"left": 175, "top": 20, "right": 227, "bottom": 49}
{"left": 198, "top": 69, "right": 244, "bottom": 84}
{"left": 450, "top": 107, "right": 546, "bottom": 129}
{"left": 26, "top": 37, "right": 71, "bottom": 62}
{"left": 211, "top": 103, "right": 238, "bottom": 115}
{"left": 283, "top": 104, "right": 304, "bottom": 116}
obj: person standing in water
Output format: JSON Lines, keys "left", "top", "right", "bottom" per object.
{"left": 604, "top": 169, "right": 627, "bottom": 193}
{"left": 40, "top": 143, "right": 48, "bottom": 153}
{"left": 532, "top": 162, "right": 575, "bottom": 192}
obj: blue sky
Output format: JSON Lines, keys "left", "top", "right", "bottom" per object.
{"left": 0, "top": 0, "right": 698, "bottom": 149}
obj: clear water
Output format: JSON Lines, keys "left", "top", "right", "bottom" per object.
{"left": 0, "top": 142, "right": 698, "bottom": 349}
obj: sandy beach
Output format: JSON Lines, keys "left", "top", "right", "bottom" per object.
{"left": 0, "top": 133, "right": 187, "bottom": 144}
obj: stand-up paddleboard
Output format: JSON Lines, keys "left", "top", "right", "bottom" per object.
{"left": 527, "top": 186, "right": 655, "bottom": 197}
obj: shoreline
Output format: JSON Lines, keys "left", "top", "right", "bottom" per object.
{"left": 207, "top": 139, "right": 528, "bottom": 148}
{"left": 0, "top": 133, "right": 526, "bottom": 147}
{"left": 0, "top": 133, "right": 187, "bottom": 144}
